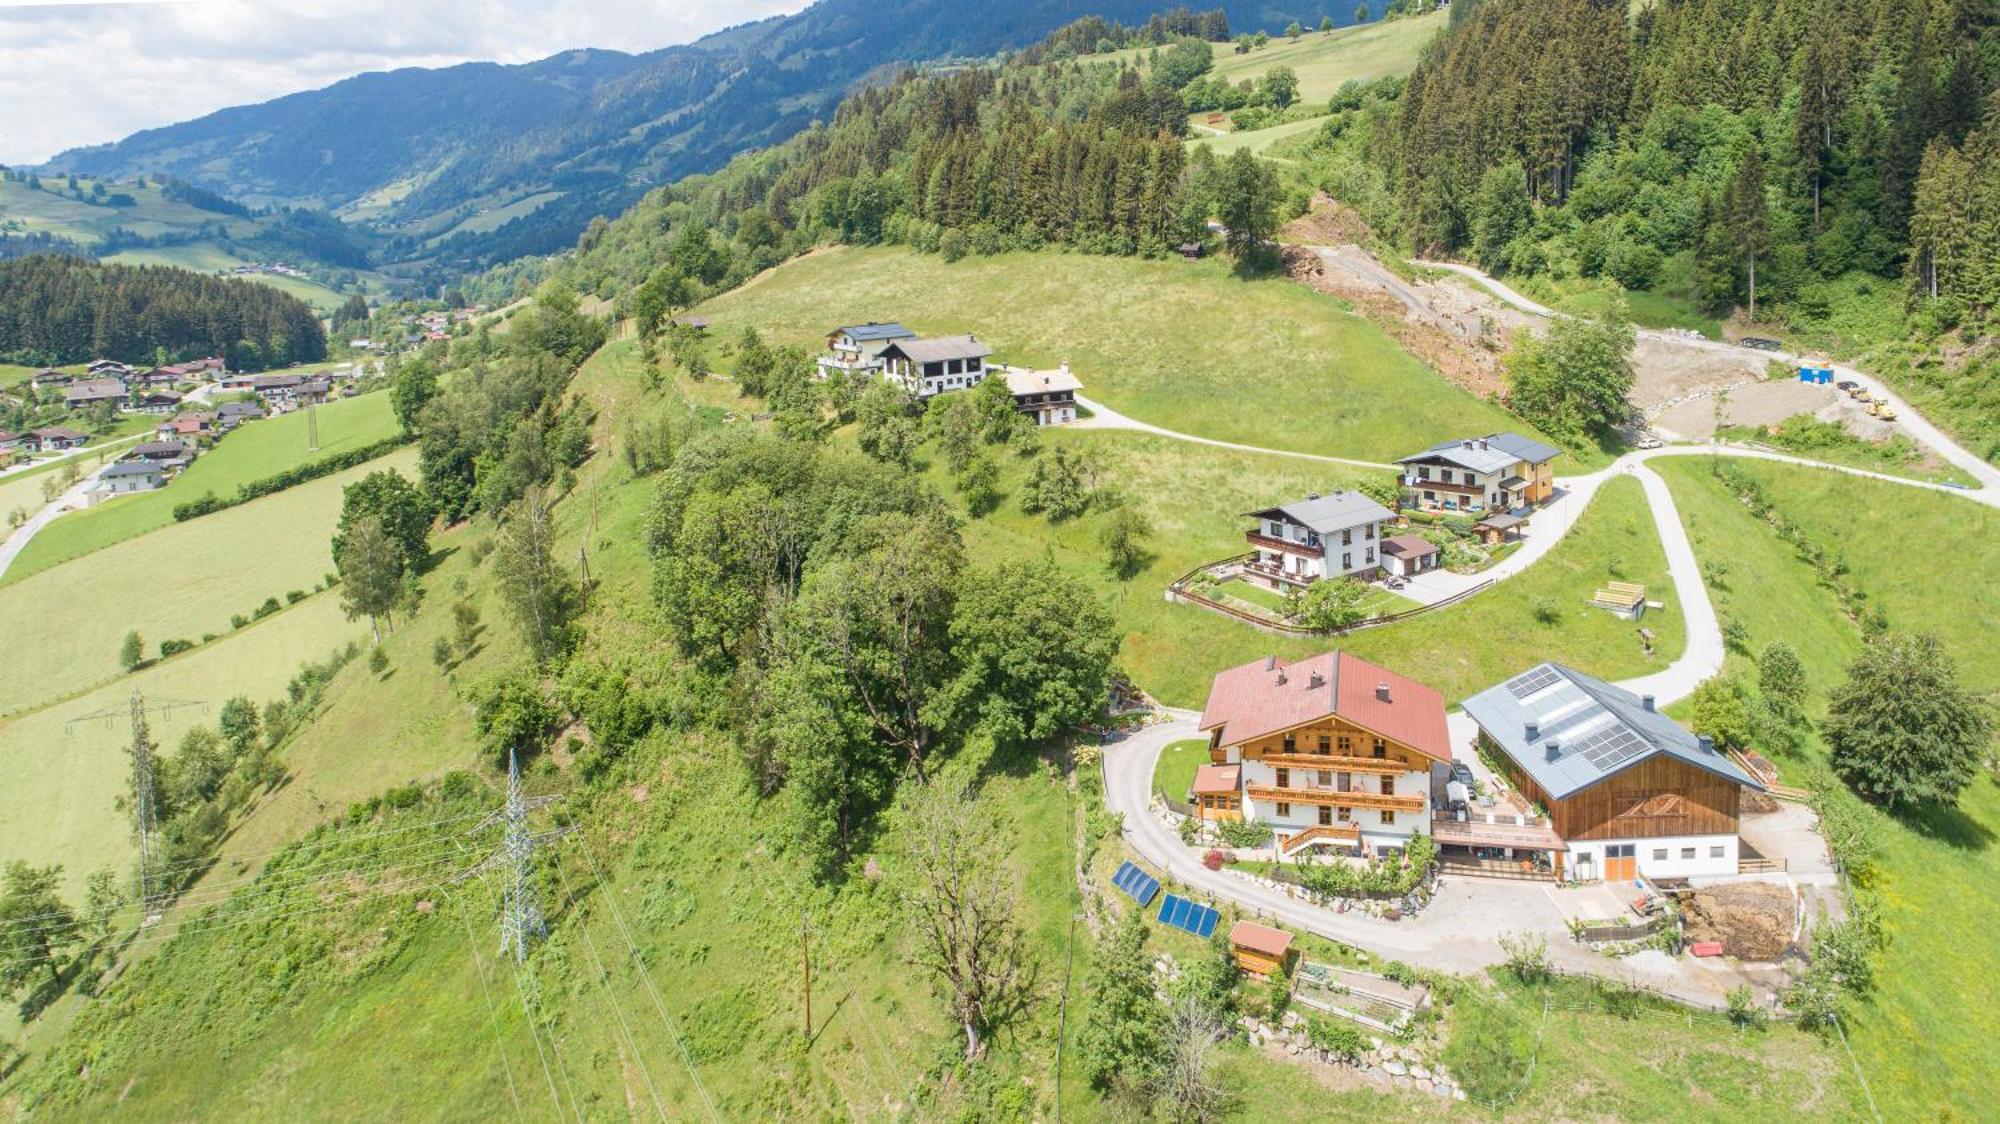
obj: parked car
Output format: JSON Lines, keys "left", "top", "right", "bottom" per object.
{"left": 1637, "top": 436, "right": 1663, "bottom": 449}
{"left": 1450, "top": 760, "right": 1476, "bottom": 788}
{"left": 1739, "top": 336, "right": 1784, "bottom": 351}
{"left": 1835, "top": 380, "right": 1859, "bottom": 394}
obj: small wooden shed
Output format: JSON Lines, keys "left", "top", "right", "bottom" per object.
{"left": 1229, "top": 920, "right": 1296, "bottom": 979}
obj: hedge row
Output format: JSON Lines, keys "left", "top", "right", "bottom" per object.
{"left": 172, "top": 434, "right": 412, "bottom": 522}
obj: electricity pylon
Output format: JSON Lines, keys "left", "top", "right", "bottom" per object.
{"left": 69, "top": 689, "right": 207, "bottom": 908}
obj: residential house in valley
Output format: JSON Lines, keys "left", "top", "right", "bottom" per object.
{"left": 89, "top": 460, "right": 165, "bottom": 498}
{"left": 1458, "top": 662, "right": 1767, "bottom": 882}
{"left": 131, "top": 441, "right": 194, "bottom": 470}
{"left": 30, "top": 368, "right": 72, "bottom": 391}
{"left": 132, "top": 389, "right": 184, "bottom": 415}
{"left": 1396, "top": 433, "right": 1561, "bottom": 514}
{"left": 64, "top": 377, "right": 127, "bottom": 411}
{"left": 1196, "top": 651, "right": 1452, "bottom": 859}
{"left": 0, "top": 430, "right": 20, "bottom": 455}
{"left": 817, "top": 322, "right": 916, "bottom": 382}
{"left": 1000, "top": 363, "right": 1082, "bottom": 426}
{"left": 216, "top": 401, "right": 265, "bottom": 429}
{"left": 156, "top": 412, "right": 215, "bottom": 442}
{"left": 29, "top": 427, "right": 86, "bottom": 453}
{"left": 86, "top": 359, "right": 132, "bottom": 378}
{"left": 1242, "top": 491, "right": 1395, "bottom": 590}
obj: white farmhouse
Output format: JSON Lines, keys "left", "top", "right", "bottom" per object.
{"left": 1241, "top": 491, "right": 1395, "bottom": 590}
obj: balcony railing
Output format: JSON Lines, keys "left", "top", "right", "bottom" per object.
{"left": 1245, "top": 531, "right": 1320, "bottom": 558}
{"left": 1245, "top": 784, "right": 1425, "bottom": 814}
{"left": 1257, "top": 752, "right": 1411, "bottom": 775}
{"left": 1404, "top": 478, "right": 1481, "bottom": 494}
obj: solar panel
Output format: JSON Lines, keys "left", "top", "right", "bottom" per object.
{"left": 1111, "top": 861, "right": 1160, "bottom": 907}
{"left": 1578, "top": 726, "right": 1650, "bottom": 769}
{"left": 1158, "top": 894, "right": 1220, "bottom": 939}
{"left": 1505, "top": 665, "right": 1562, "bottom": 699}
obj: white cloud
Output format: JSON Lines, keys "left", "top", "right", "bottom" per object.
{"left": 0, "top": 0, "right": 810, "bottom": 165}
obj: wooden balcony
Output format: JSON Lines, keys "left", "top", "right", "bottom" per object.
{"left": 1280, "top": 823, "right": 1361, "bottom": 855}
{"left": 1258, "top": 752, "right": 1411, "bottom": 776}
{"left": 1405, "top": 477, "right": 1480, "bottom": 495}
{"left": 1429, "top": 814, "right": 1564, "bottom": 850}
{"left": 1246, "top": 785, "right": 1425, "bottom": 814}
{"left": 1245, "top": 531, "right": 1321, "bottom": 558}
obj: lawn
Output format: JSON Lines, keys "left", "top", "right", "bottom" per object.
{"left": 0, "top": 446, "right": 417, "bottom": 719}
{"left": 1205, "top": 12, "right": 1447, "bottom": 104}
{"left": 1654, "top": 456, "right": 2000, "bottom": 1116}
{"left": 915, "top": 425, "right": 1678, "bottom": 709}
{"left": 1154, "top": 738, "right": 1211, "bottom": 802}
{"left": 1193, "top": 114, "right": 1327, "bottom": 157}
{"left": 4, "top": 391, "right": 399, "bottom": 582}
{"left": 0, "top": 591, "right": 368, "bottom": 900}
{"left": 696, "top": 245, "right": 1546, "bottom": 464}
{"left": 1215, "top": 576, "right": 1292, "bottom": 614}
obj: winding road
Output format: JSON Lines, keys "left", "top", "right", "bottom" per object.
{"left": 1084, "top": 261, "right": 1998, "bottom": 1000}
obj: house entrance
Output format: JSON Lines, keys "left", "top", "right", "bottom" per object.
{"left": 1603, "top": 844, "right": 1636, "bottom": 882}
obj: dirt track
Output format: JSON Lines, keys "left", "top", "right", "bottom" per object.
{"left": 1278, "top": 201, "right": 1888, "bottom": 441}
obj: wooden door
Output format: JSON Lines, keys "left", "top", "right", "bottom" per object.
{"left": 1603, "top": 844, "right": 1635, "bottom": 882}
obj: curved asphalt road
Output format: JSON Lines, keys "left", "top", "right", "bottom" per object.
{"left": 1090, "top": 274, "right": 2000, "bottom": 989}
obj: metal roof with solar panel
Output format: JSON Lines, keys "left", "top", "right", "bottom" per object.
{"left": 1158, "top": 894, "right": 1220, "bottom": 939}
{"left": 1462, "top": 661, "right": 1766, "bottom": 799}
{"left": 1111, "top": 861, "right": 1160, "bottom": 907}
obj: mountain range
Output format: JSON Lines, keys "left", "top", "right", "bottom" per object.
{"left": 45, "top": 0, "right": 1362, "bottom": 276}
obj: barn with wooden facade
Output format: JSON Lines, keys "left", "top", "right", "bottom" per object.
{"left": 1461, "top": 662, "right": 1766, "bottom": 883}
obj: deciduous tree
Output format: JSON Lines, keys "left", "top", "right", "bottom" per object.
{"left": 335, "top": 515, "right": 404, "bottom": 644}
{"left": 492, "top": 487, "right": 585, "bottom": 664}
{"left": 1826, "top": 634, "right": 1990, "bottom": 811}
{"left": 943, "top": 559, "right": 1119, "bottom": 746}
{"left": 0, "top": 862, "right": 79, "bottom": 994}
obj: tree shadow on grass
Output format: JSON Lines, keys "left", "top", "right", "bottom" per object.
{"left": 1896, "top": 801, "right": 1996, "bottom": 852}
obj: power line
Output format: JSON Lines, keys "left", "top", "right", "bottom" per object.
{"left": 447, "top": 887, "right": 530, "bottom": 1124}
{"left": 498, "top": 749, "right": 548, "bottom": 963}
{"left": 549, "top": 853, "right": 670, "bottom": 1121}
{"left": 573, "top": 832, "right": 720, "bottom": 1123}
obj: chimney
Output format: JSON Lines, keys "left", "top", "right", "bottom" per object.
{"left": 1375, "top": 682, "right": 1391, "bottom": 702}
{"left": 1461, "top": 440, "right": 1474, "bottom": 450}
{"left": 1307, "top": 491, "right": 1320, "bottom": 500}
{"left": 1477, "top": 439, "right": 1488, "bottom": 450}
{"left": 1642, "top": 695, "right": 1656, "bottom": 712}
{"left": 1308, "top": 670, "right": 1325, "bottom": 690}
{"left": 1697, "top": 735, "right": 1716, "bottom": 754}
{"left": 1277, "top": 669, "right": 1288, "bottom": 686}
{"left": 1545, "top": 739, "right": 1561, "bottom": 760}
{"left": 1525, "top": 721, "right": 1540, "bottom": 743}
{"left": 1264, "top": 655, "right": 1277, "bottom": 671}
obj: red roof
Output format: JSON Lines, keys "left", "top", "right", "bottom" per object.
{"left": 1199, "top": 651, "right": 1450, "bottom": 763}
{"left": 1229, "top": 920, "right": 1293, "bottom": 957}
{"left": 1191, "top": 764, "right": 1240, "bottom": 796}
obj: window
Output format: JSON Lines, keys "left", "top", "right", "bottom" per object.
{"left": 1342, "top": 529, "right": 1353, "bottom": 545}
{"left": 1275, "top": 768, "right": 1290, "bottom": 788}
{"left": 1681, "top": 847, "right": 1696, "bottom": 860}
{"left": 1342, "top": 553, "right": 1352, "bottom": 569}
{"left": 1365, "top": 524, "right": 1375, "bottom": 540}
{"left": 1652, "top": 848, "right": 1668, "bottom": 861}
{"left": 1710, "top": 845, "right": 1725, "bottom": 858}
{"left": 1337, "top": 735, "right": 1352, "bottom": 754}
{"left": 1380, "top": 776, "right": 1394, "bottom": 795}
{"left": 1268, "top": 521, "right": 1283, "bottom": 537}
{"left": 1282, "top": 733, "right": 1295, "bottom": 753}
{"left": 1381, "top": 811, "right": 1396, "bottom": 825}
{"left": 1417, "top": 467, "right": 1430, "bottom": 480}
{"left": 1336, "top": 807, "right": 1351, "bottom": 822}
{"left": 1316, "top": 735, "right": 1330, "bottom": 754}
{"left": 1365, "top": 548, "right": 1375, "bottom": 564}
{"left": 1317, "top": 770, "right": 1332, "bottom": 788}
{"left": 1276, "top": 802, "right": 1291, "bottom": 816}
{"left": 1440, "top": 470, "right": 1453, "bottom": 484}
{"left": 1372, "top": 739, "right": 1386, "bottom": 758}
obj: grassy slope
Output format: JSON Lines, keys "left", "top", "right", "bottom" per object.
{"left": 2, "top": 340, "right": 1869, "bottom": 1120}
{"left": 940, "top": 428, "right": 1678, "bottom": 708}
{"left": 0, "top": 592, "right": 366, "bottom": 897}
{"left": 1207, "top": 13, "right": 1446, "bottom": 103}
{"left": 1654, "top": 456, "right": 2000, "bottom": 1116}
{"left": 4, "top": 391, "right": 399, "bottom": 583}
{"left": 0, "top": 447, "right": 417, "bottom": 718}
{"left": 696, "top": 245, "right": 1541, "bottom": 465}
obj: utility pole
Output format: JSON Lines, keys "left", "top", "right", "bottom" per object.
{"left": 306, "top": 398, "right": 321, "bottom": 452}
{"left": 499, "top": 748, "right": 548, "bottom": 963}
{"left": 68, "top": 690, "right": 207, "bottom": 912}
{"left": 801, "top": 912, "right": 812, "bottom": 1039}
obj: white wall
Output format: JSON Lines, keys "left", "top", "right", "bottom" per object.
{"left": 1567, "top": 834, "right": 1740, "bottom": 881}
{"left": 1232, "top": 756, "right": 1429, "bottom": 845}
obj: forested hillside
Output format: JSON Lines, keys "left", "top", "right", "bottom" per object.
{"left": 1269, "top": 0, "right": 2000, "bottom": 452}
{"left": 48, "top": 0, "right": 1362, "bottom": 276}
{"left": 0, "top": 256, "right": 326, "bottom": 369}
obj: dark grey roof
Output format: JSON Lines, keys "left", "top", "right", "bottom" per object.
{"left": 882, "top": 335, "right": 992, "bottom": 364}
{"left": 101, "top": 461, "right": 162, "bottom": 478}
{"left": 1462, "top": 662, "right": 1763, "bottom": 801}
{"left": 1398, "top": 432, "right": 1563, "bottom": 473}
{"left": 1248, "top": 491, "right": 1394, "bottom": 534}
{"left": 218, "top": 401, "right": 263, "bottom": 416}
{"left": 840, "top": 322, "right": 915, "bottom": 342}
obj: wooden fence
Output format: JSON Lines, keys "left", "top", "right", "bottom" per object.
{"left": 1166, "top": 554, "right": 1497, "bottom": 637}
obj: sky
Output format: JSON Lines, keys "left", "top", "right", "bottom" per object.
{"left": 0, "top": 0, "right": 812, "bottom": 166}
